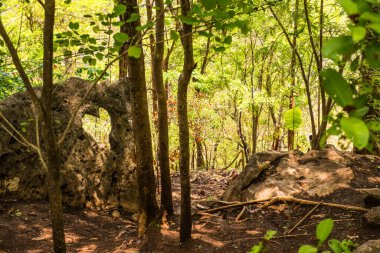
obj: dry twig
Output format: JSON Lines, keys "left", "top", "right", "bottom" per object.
{"left": 198, "top": 196, "right": 368, "bottom": 215}
{"left": 287, "top": 202, "right": 321, "bottom": 234}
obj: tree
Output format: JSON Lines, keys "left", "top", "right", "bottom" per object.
{"left": 178, "top": 0, "right": 196, "bottom": 242}
{"left": 153, "top": 0, "right": 174, "bottom": 216}
{"left": 118, "top": 0, "right": 160, "bottom": 235}
{"left": 0, "top": 0, "right": 66, "bottom": 251}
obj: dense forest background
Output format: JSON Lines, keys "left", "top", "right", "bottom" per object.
{"left": 1, "top": 0, "right": 370, "bottom": 170}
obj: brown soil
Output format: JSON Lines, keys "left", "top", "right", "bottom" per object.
{"left": 1, "top": 154, "right": 380, "bottom": 253}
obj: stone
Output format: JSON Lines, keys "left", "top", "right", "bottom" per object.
{"left": 0, "top": 78, "right": 138, "bottom": 212}
{"left": 222, "top": 146, "right": 354, "bottom": 202}
{"left": 364, "top": 206, "right": 380, "bottom": 226}
{"left": 353, "top": 240, "right": 380, "bottom": 253}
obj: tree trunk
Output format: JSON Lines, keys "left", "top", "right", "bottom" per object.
{"left": 288, "top": 0, "right": 299, "bottom": 151}
{"left": 0, "top": 2, "right": 67, "bottom": 251}
{"left": 178, "top": 0, "right": 195, "bottom": 242}
{"left": 195, "top": 137, "right": 205, "bottom": 170}
{"left": 42, "top": 1, "right": 66, "bottom": 251}
{"left": 153, "top": 0, "right": 174, "bottom": 216}
{"left": 120, "top": 0, "right": 159, "bottom": 236}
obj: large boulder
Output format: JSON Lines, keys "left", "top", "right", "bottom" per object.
{"left": 222, "top": 146, "right": 354, "bottom": 202}
{"left": 0, "top": 78, "right": 138, "bottom": 212}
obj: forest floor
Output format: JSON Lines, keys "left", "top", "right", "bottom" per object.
{"left": 0, "top": 153, "right": 380, "bottom": 253}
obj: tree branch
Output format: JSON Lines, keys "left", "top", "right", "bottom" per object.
{"left": 268, "top": 4, "right": 317, "bottom": 139}
{"left": 0, "top": 18, "right": 42, "bottom": 112}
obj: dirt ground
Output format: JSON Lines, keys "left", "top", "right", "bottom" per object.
{"left": 0, "top": 153, "right": 380, "bottom": 253}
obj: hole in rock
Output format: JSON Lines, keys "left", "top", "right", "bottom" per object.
{"left": 82, "top": 108, "right": 111, "bottom": 147}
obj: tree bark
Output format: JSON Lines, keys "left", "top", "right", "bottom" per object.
{"left": 153, "top": 0, "right": 174, "bottom": 216}
{"left": 42, "top": 1, "right": 66, "bottom": 251}
{"left": 195, "top": 137, "right": 205, "bottom": 170}
{"left": 178, "top": 0, "right": 195, "bottom": 242}
{"left": 120, "top": 0, "right": 159, "bottom": 236}
{"left": 288, "top": 0, "right": 299, "bottom": 151}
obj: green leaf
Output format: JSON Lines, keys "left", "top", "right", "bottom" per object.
{"left": 368, "top": 23, "right": 380, "bottom": 34}
{"left": 248, "top": 242, "right": 263, "bottom": 253}
{"left": 349, "top": 106, "right": 369, "bottom": 118}
{"left": 349, "top": 26, "right": 366, "bottom": 42}
{"left": 201, "top": 0, "right": 216, "bottom": 10}
{"left": 89, "top": 58, "right": 97, "bottom": 66}
{"left": 179, "top": 15, "right": 200, "bottom": 25}
{"left": 69, "top": 22, "right": 79, "bottom": 30}
{"left": 337, "top": 0, "right": 359, "bottom": 15}
{"left": 264, "top": 230, "right": 277, "bottom": 240}
{"left": 82, "top": 55, "right": 92, "bottom": 64}
{"left": 92, "top": 25, "right": 100, "bottom": 33}
{"left": 63, "top": 50, "right": 72, "bottom": 57}
{"left": 364, "top": 42, "right": 380, "bottom": 69}
{"left": 320, "top": 69, "right": 353, "bottom": 107}
{"left": 128, "top": 46, "right": 142, "bottom": 58}
{"left": 112, "top": 21, "right": 126, "bottom": 26}
{"left": 170, "top": 30, "right": 180, "bottom": 41}
{"left": 353, "top": 95, "right": 368, "bottom": 108}
{"left": 368, "top": 120, "right": 380, "bottom": 131}
{"left": 114, "top": 4, "right": 127, "bottom": 15}
{"left": 95, "top": 52, "right": 104, "bottom": 60}
{"left": 213, "top": 46, "right": 226, "bottom": 52}
{"left": 284, "top": 107, "right": 302, "bottom": 131}
{"left": 341, "top": 117, "right": 370, "bottom": 149}
{"left": 105, "top": 30, "right": 114, "bottom": 35}
{"left": 322, "top": 36, "right": 355, "bottom": 61}
{"left": 127, "top": 13, "right": 140, "bottom": 23}
{"left": 316, "top": 219, "right": 334, "bottom": 247}
{"left": 223, "top": 36, "right": 232, "bottom": 44}
{"left": 360, "top": 12, "right": 380, "bottom": 23}
{"left": 298, "top": 245, "right": 318, "bottom": 253}
{"left": 198, "top": 31, "right": 213, "bottom": 38}
{"left": 114, "top": 32, "right": 130, "bottom": 43}
{"left": 217, "top": 0, "right": 228, "bottom": 8}
{"left": 328, "top": 239, "right": 343, "bottom": 253}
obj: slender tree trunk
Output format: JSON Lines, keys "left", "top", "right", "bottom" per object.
{"left": 288, "top": 0, "right": 299, "bottom": 151}
{"left": 153, "top": 0, "right": 174, "bottom": 216}
{"left": 195, "top": 137, "right": 205, "bottom": 170}
{"left": 1, "top": 3, "right": 66, "bottom": 251}
{"left": 42, "top": 1, "right": 66, "bottom": 252}
{"left": 203, "top": 142, "right": 209, "bottom": 170}
{"left": 120, "top": 0, "right": 159, "bottom": 236}
{"left": 146, "top": 0, "right": 159, "bottom": 128}
{"left": 269, "top": 5, "right": 317, "bottom": 142}
{"left": 178, "top": 0, "right": 195, "bottom": 242}
{"left": 211, "top": 141, "right": 219, "bottom": 170}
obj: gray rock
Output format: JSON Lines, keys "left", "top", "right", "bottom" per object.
{"left": 365, "top": 206, "right": 380, "bottom": 226}
{"left": 0, "top": 78, "right": 138, "bottom": 212}
{"left": 353, "top": 240, "right": 380, "bottom": 253}
{"left": 222, "top": 146, "right": 354, "bottom": 202}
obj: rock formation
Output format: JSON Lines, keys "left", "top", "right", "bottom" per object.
{"left": 0, "top": 77, "right": 138, "bottom": 212}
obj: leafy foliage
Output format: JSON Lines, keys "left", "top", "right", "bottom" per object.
{"left": 320, "top": 0, "right": 380, "bottom": 151}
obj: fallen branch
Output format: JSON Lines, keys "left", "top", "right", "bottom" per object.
{"left": 198, "top": 196, "right": 369, "bottom": 214}
{"left": 235, "top": 206, "right": 246, "bottom": 222}
{"left": 287, "top": 202, "right": 321, "bottom": 234}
